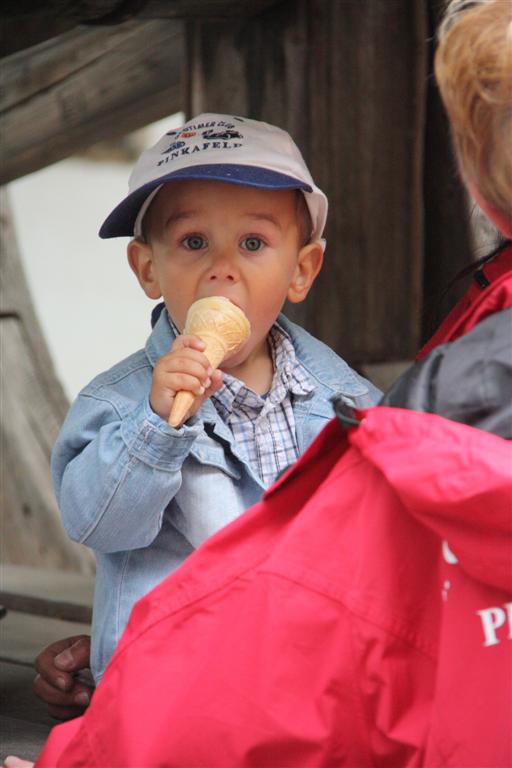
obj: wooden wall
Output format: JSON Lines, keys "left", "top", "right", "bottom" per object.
{"left": 186, "top": 0, "right": 472, "bottom": 366}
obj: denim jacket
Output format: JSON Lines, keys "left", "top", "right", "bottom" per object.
{"left": 52, "top": 310, "right": 381, "bottom": 680}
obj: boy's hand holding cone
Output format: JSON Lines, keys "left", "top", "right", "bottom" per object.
{"left": 168, "top": 297, "right": 251, "bottom": 428}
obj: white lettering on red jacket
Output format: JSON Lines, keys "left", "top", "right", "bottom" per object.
{"left": 477, "top": 602, "right": 512, "bottom": 646}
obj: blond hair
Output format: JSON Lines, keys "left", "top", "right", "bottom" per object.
{"left": 434, "top": 0, "right": 512, "bottom": 220}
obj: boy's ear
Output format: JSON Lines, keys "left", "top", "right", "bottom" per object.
{"left": 127, "top": 239, "right": 162, "bottom": 300}
{"left": 287, "top": 242, "right": 324, "bottom": 304}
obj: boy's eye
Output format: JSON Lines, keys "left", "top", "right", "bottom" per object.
{"left": 182, "top": 235, "right": 206, "bottom": 250}
{"left": 241, "top": 236, "right": 264, "bottom": 252}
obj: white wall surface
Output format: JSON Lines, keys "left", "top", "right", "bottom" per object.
{"left": 9, "top": 114, "right": 183, "bottom": 401}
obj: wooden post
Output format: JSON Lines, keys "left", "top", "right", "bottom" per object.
{"left": 0, "top": 189, "right": 94, "bottom": 572}
{"left": 186, "top": 0, "right": 473, "bottom": 365}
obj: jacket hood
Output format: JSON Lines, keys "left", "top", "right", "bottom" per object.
{"left": 349, "top": 407, "right": 512, "bottom": 593}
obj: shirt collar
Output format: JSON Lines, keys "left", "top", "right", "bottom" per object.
{"left": 268, "top": 322, "right": 314, "bottom": 400}
{"left": 212, "top": 321, "right": 314, "bottom": 418}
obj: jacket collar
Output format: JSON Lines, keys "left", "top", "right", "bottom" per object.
{"left": 145, "top": 307, "right": 177, "bottom": 367}
{"left": 276, "top": 314, "right": 370, "bottom": 398}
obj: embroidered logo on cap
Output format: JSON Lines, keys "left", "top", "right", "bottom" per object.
{"left": 202, "top": 129, "right": 243, "bottom": 141}
{"left": 158, "top": 119, "right": 244, "bottom": 167}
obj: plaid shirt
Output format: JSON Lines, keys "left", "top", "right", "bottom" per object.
{"left": 211, "top": 324, "right": 314, "bottom": 486}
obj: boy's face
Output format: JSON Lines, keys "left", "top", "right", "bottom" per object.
{"left": 128, "top": 179, "right": 323, "bottom": 367}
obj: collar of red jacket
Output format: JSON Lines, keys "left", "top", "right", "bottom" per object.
{"left": 417, "top": 244, "right": 512, "bottom": 360}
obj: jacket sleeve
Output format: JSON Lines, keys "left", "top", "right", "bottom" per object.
{"left": 380, "top": 308, "right": 512, "bottom": 439}
{"left": 51, "top": 391, "right": 202, "bottom": 553}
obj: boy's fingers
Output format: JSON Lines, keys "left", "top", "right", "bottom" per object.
{"left": 196, "top": 370, "right": 223, "bottom": 406}
{"left": 168, "top": 373, "right": 208, "bottom": 396}
{"left": 172, "top": 371, "right": 223, "bottom": 426}
{"left": 172, "top": 334, "right": 206, "bottom": 352}
{"left": 157, "top": 350, "right": 212, "bottom": 380}
{"left": 207, "top": 369, "right": 223, "bottom": 393}
{"left": 167, "top": 357, "right": 212, "bottom": 380}
{"left": 170, "top": 336, "right": 216, "bottom": 374}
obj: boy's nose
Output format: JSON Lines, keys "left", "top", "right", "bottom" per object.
{"left": 206, "top": 250, "right": 239, "bottom": 283}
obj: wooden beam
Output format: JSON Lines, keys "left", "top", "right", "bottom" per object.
{"left": 0, "top": 592, "right": 92, "bottom": 624}
{"left": 0, "top": 23, "right": 145, "bottom": 114}
{"left": 140, "top": 0, "right": 279, "bottom": 17}
{"left": 0, "top": 19, "right": 184, "bottom": 184}
{"left": 0, "top": 0, "right": 279, "bottom": 56}
{"left": 0, "top": 189, "right": 94, "bottom": 572}
{"left": 2, "top": 0, "right": 278, "bottom": 22}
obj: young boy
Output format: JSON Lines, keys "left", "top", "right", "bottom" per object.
{"left": 50, "top": 113, "right": 381, "bottom": 684}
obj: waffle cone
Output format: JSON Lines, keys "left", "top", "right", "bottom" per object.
{"left": 168, "top": 297, "right": 251, "bottom": 428}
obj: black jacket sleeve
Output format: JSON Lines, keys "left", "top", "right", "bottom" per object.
{"left": 379, "top": 309, "right": 512, "bottom": 439}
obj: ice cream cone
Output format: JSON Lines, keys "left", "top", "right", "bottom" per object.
{"left": 168, "top": 297, "right": 251, "bottom": 428}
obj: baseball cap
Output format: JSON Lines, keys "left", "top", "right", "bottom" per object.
{"left": 99, "top": 113, "right": 328, "bottom": 243}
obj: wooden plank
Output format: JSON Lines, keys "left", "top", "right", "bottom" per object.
{"left": 0, "top": 0, "right": 280, "bottom": 56}
{"left": 0, "top": 314, "right": 94, "bottom": 571}
{"left": 0, "top": 191, "right": 69, "bottom": 422}
{"left": 140, "top": 0, "right": 280, "bottom": 17}
{"left": 2, "top": 0, "right": 278, "bottom": 22}
{"left": 2, "top": 0, "right": 127, "bottom": 20}
{"left": 186, "top": 0, "right": 429, "bottom": 363}
{"left": 0, "top": 23, "right": 148, "bottom": 113}
{"left": 0, "top": 20, "right": 184, "bottom": 184}
{"left": 0, "top": 593, "right": 92, "bottom": 623}
{"left": 0, "top": 190, "right": 94, "bottom": 571}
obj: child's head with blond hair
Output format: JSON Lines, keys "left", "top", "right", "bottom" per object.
{"left": 434, "top": 0, "right": 512, "bottom": 237}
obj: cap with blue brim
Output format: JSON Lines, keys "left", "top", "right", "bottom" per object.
{"left": 99, "top": 113, "right": 328, "bottom": 244}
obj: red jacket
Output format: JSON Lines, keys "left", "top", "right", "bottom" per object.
{"left": 36, "top": 249, "right": 512, "bottom": 767}
{"left": 36, "top": 407, "right": 511, "bottom": 767}
{"left": 417, "top": 243, "right": 512, "bottom": 359}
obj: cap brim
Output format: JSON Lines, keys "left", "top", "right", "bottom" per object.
{"left": 99, "top": 164, "right": 313, "bottom": 238}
